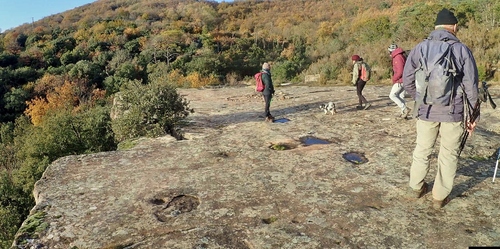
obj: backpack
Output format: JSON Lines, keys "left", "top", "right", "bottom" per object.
{"left": 402, "top": 50, "right": 411, "bottom": 61}
{"left": 413, "top": 38, "right": 457, "bottom": 117}
{"left": 254, "top": 72, "right": 266, "bottom": 92}
{"left": 360, "top": 62, "right": 371, "bottom": 81}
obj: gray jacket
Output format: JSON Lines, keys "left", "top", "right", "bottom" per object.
{"left": 261, "top": 69, "right": 274, "bottom": 96}
{"left": 403, "top": 29, "right": 479, "bottom": 122}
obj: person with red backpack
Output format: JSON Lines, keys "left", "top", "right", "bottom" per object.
{"left": 351, "top": 55, "right": 371, "bottom": 110}
{"left": 261, "top": 62, "right": 275, "bottom": 121}
{"left": 388, "top": 44, "right": 411, "bottom": 118}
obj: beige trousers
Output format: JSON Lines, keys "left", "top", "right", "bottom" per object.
{"left": 409, "top": 120, "right": 464, "bottom": 200}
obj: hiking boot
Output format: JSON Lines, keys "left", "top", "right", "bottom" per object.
{"left": 356, "top": 105, "right": 363, "bottom": 110}
{"left": 363, "top": 103, "right": 371, "bottom": 110}
{"left": 413, "top": 182, "right": 428, "bottom": 198}
{"left": 265, "top": 115, "right": 275, "bottom": 122}
{"left": 432, "top": 196, "right": 450, "bottom": 209}
{"left": 401, "top": 107, "right": 411, "bottom": 118}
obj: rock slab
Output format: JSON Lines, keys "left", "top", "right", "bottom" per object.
{"left": 14, "top": 85, "right": 500, "bottom": 248}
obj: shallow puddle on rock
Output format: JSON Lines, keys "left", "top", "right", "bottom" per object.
{"left": 273, "top": 118, "right": 290, "bottom": 123}
{"left": 342, "top": 152, "right": 368, "bottom": 164}
{"left": 300, "top": 136, "right": 330, "bottom": 146}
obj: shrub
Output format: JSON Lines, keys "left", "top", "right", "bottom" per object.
{"left": 111, "top": 79, "right": 193, "bottom": 142}
{"left": 351, "top": 15, "right": 392, "bottom": 44}
{"left": 186, "top": 72, "right": 219, "bottom": 88}
{"left": 0, "top": 205, "right": 22, "bottom": 248}
{"left": 225, "top": 72, "right": 241, "bottom": 86}
{"left": 477, "top": 64, "right": 487, "bottom": 82}
{"left": 272, "top": 60, "right": 299, "bottom": 83}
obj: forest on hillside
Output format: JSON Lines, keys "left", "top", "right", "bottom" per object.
{"left": 1, "top": 0, "right": 500, "bottom": 246}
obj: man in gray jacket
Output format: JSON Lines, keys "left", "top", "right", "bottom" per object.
{"left": 403, "top": 8, "right": 479, "bottom": 208}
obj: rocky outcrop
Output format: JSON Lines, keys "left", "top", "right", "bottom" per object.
{"left": 13, "top": 85, "right": 500, "bottom": 248}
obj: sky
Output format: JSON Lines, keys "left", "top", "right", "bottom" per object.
{"left": 0, "top": 0, "right": 97, "bottom": 32}
{"left": 0, "top": 0, "right": 230, "bottom": 33}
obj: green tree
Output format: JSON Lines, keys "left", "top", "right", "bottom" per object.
{"left": 0, "top": 206, "right": 22, "bottom": 248}
{"left": 0, "top": 105, "right": 116, "bottom": 245}
{"left": 12, "top": 67, "right": 40, "bottom": 87}
{"left": 184, "top": 48, "right": 223, "bottom": 77}
{"left": 111, "top": 79, "right": 193, "bottom": 142}
{"left": 352, "top": 15, "right": 392, "bottom": 43}
{"left": 74, "top": 105, "right": 116, "bottom": 153}
{"left": 0, "top": 174, "right": 26, "bottom": 249}
{"left": 103, "top": 76, "right": 130, "bottom": 95}
{"left": 3, "top": 87, "right": 29, "bottom": 115}
{"left": 0, "top": 52, "right": 18, "bottom": 68}
{"left": 272, "top": 60, "right": 298, "bottom": 83}
{"left": 0, "top": 122, "right": 14, "bottom": 144}
{"left": 68, "top": 60, "right": 104, "bottom": 86}
{"left": 220, "top": 40, "right": 266, "bottom": 76}
{"left": 60, "top": 46, "right": 90, "bottom": 66}
{"left": 395, "top": 4, "right": 438, "bottom": 42}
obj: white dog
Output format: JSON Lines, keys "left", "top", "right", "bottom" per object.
{"left": 319, "top": 102, "right": 336, "bottom": 115}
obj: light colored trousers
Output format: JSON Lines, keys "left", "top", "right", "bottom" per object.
{"left": 389, "top": 83, "right": 406, "bottom": 111}
{"left": 409, "top": 120, "right": 464, "bottom": 200}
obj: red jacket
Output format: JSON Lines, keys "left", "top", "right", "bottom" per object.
{"left": 390, "top": 47, "right": 406, "bottom": 84}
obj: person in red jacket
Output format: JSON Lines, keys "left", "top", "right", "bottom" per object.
{"left": 388, "top": 44, "right": 411, "bottom": 118}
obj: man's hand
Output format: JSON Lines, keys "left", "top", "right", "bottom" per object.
{"left": 466, "top": 121, "right": 477, "bottom": 134}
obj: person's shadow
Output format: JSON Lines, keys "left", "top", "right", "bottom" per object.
{"left": 451, "top": 148, "right": 499, "bottom": 200}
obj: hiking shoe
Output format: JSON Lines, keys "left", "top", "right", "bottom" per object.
{"left": 401, "top": 107, "right": 411, "bottom": 118}
{"left": 356, "top": 105, "right": 363, "bottom": 110}
{"left": 363, "top": 103, "right": 371, "bottom": 110}
{"left": 413, "top": 182, "right": 428, "bottom": 198}
{"left": 432, "top": 196, "right": 450, "bottom": 209}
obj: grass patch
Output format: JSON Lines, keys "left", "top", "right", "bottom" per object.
{"left": 102, "top": 244, "right": 134, "bottom": 249}
{"left": 262, "top": 216, "right": 278, "bottom": 224}
{"left": 271, "top": 144, "right": 288, "bottom": 150}
{"left": 17, "top": 211, "right": 48, "bottom": 239}
{"left": 270, "top": 143, "right": 295, "bottom": 150}
{"left": 468, "top": 156, "right": 490, "bottom": 161}
{"left": 117, "top": 138, "right": 144, "bottom": 150}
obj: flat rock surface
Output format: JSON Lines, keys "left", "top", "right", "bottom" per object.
{"left": 14, "top": 85, "right": 500, "bottom": 248}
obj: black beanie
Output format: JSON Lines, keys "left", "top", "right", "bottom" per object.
{"left": 435, "top": 8, "right": 458, "bottom": 25}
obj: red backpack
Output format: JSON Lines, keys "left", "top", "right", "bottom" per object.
{"left": 254, "top": 72, "right": 266, "bottom": 92}
{"left": 360, "top": 62, "right": 371, "bottom": 82}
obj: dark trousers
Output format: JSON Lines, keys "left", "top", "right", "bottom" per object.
{"left": 356, "top": 79, "right": 368, "bottom": 106}
{"left": 263, "top": 94, "right": 273, "bottom": 117}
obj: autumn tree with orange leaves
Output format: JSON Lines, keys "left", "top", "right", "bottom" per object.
{"left": 25, "top": 75, "right": 106, "bottom": 126}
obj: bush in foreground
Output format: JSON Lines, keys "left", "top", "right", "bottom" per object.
{"left": 111, "top": 79, "right": 193, "bottom": 142}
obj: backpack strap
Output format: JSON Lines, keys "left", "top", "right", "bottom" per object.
{"left": 447, "top": 41, "right": 459, "bottom": 114}
{"left": 411, "top": 39, "right": 431, "bottom": 118}
{"left": 461, "top": 83, "right": 471, "bottom": 125}
{"left": 439, "top": 38, "right": 459, "bottom": 114}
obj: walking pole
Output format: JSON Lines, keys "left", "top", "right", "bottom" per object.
{"left": 493, "top": 148, "right": 500, "bottom": 183}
